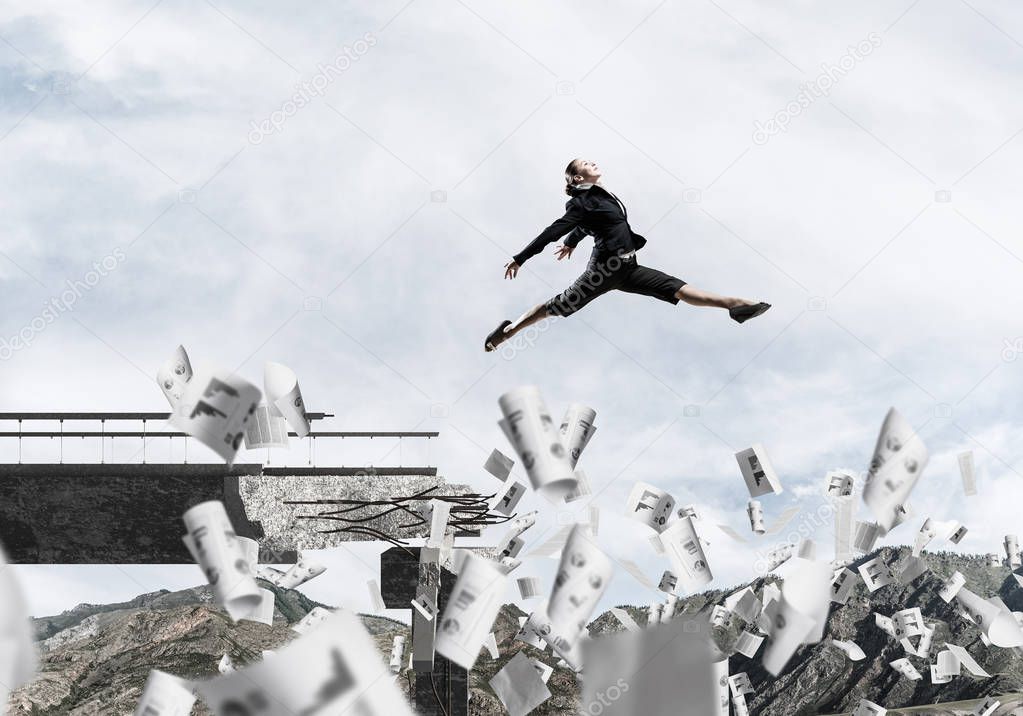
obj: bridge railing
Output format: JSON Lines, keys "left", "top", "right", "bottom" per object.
{"left": 0, "top": 412, "right": 438, "bottom": 468}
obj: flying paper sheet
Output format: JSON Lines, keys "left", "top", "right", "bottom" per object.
{"left": 182, "top": 501, "right": 264, "bottom": 622}
{"left": 483, "top": 448, "right": 515, "bottom": 481}
{"left": 727, "top": 672, "right": 754, "bottom": 698}
{"left": 832, "top": 494, "right": 856, "bottom": 563}
{"left": 133, "top": 670, "right": 196, "bottom": 716}
{"left": 938, "top": 571, "right": 966, "bottom": 603}
{"left": 580, "top": 615, "right": 724, "bottom": 716}
{"left": 526, "top": 524, "right": 573, "bottom": 559}
{"left": 617, "top": 558, "right": 655, "bottom": 590}
{"left": 625, "top": 482, "right": 675, "bottom": 531}
{"left": 515, "top": 609, "right": 548, "bottom": 650}
{"left": 493, "top": 481, "right": 526, "bottom": 515}
{"left": 955, "top": 588, "right": 1023, "bottom": 648}
{"left": 858, "top": 556, "right": 894, "bottom": 593}
{"left": 661, "top": 594, "right": 678, "bottom": 624}
{"left": 862, "top": 408, "right": 929, "bottom": 534}
{"left": 389, "top": 635, "right": 405, "bottom": 673}
{"left": 830, "top": 639, "right": 866, "bottom": 661}
{"left": 715, "top": 524, "right": 748, "bottom": 544}
{"left": 893, "top": 607, "right": 924, "bottom": 641}
{"left": 825, "top": 470, "right": 855, "bottom": 497}
{"left": 854, "top": 521, "right": 881, "bottom": 553}
{"left": 973, "top": 697, "right": 1000, "bottom": 716}
{"left": 735, "top": 630, "right": 765, "bottom": 658}
{"left": 710, "top": 605, "right": 730, "bottom": 628}
{"left": 194, "top": 609, "right": 414, "bottom": 716}
{"left": 426, "top": 499, "right": 452, "bottom": 549}
{"left": 244, "top": 404, "right": 289, "bottom": 450}
{"left": 765, "top": 506, "right": 802, "bottom": 535}
{"left": 874, "top": 612, "right": 896, "bottom": 638}
{"left": 435, "top": 552, "right": 508, "bottom": 670}
{"left": 559, "top": 403, "right": 597, "bottom": 468}
{"left": 517, "top": 576, "right": 542, "bottom": 600}
{"left": 292, "top": 607, "right": 333, "bottom": 636}
{"left": 660, "top": 515, "right": 713, "bottom": 593}
{"left": 170, "top": 369, "right": 261, "bottom": 465}
{"left": 157, "top": 344, "right": 193, "bottom": 412}
{"left": 898, "top": 556, "right": 928, "bottom": 585}
{"left": 889, "top": 657, "right": 922, "bottom": 680}
{"left": 611, "top": 607, "right": 641, "bottom": 632}
{"left": 907, "top": 621, "right": 936, "bottom": 658}
{"left": 489, "top": 651, "right": 552, "bottom": 716}
{"left": 275, "top": 556, "right": 327, "bottom": 589}
{"left": 483, "top": 631, "right": 499, "bottom": 659}
{"left": 747, "top": 500, "right": 765, "bottom": 534}
{"left": 1006, "top": 534, "right": 1021, "bottom": 568}
{"left": 218, "top": 654, "right": 235, "bottom": 674}
{"left": 367, "top": 579, "right": 385, "bottom": 613}
{"left": 958, "top": 450, "right": 977, "bottom": 496}
{"left": 735, "top": 444, "right": 783, "bottom": 497}
{"left": 657, "top": 571, "right": 677, "bottom": 593}
{"left": 264, "top": 361, "right": 310, "bottom": 437}
{"left": 530, "top": 658, "right": 554, "bottom": 684}
{"left": 760, "top": 554, "right": 832, "bottom": 674}
{"left": 564, "top": 469, "right": 592, "bottom": 503}
{"left": 548, "top": 526, "right": 613, "bottom": 648}
{"left": 852, "top": 699, "right": 887, "bottom": 716}
{"left": 831, "top": 568, "right": 858, "bottom": 604}
{"left": 945, "top": 642, "right": 991, "bottom": 677}
{"left": 498, "top": 386, "right": 578, "bottom": 501}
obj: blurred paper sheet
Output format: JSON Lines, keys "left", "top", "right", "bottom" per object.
{"left": 499, "top": 386, "right": 578, "bottom": 501}
{"left": 435, "top": 553, "right": 508, "bottom": 670}
{"left": 559, "top": 403, "right": 597, "bottom": 468}
{"left": 134, "top": 670, "right": 196, "bottom": 716}
{"left": 483, "top": 449, "right": 514, "bottom": 481}
{"left": 182, "top": 501, "right": 263, "bottom": 622}
{"left": 170, "top": 369, "right": 261, "bottom": 465}
{"left": 735, "top": 444, "right": 782, "bottom": 497}
{"left": 958, "top": 450, "right": 977, "bottom": 496}
{"left": 195, "top": 609, "right": 413, "bottom": 716}
{"left": 264, "top": 362, "right": 310, "bottom": 437}
{"left": 244, "top": 404, "right": 289, "bottom": 449}
{"left": 489, "top": 651, "right": 551, "bottom": 716}
{"left": 862, "top": 408, "right": 928, "bottom": 535}
{"left": 831, "top": 639, "right": 865, "bottom": 661}
{"left": 157, "top": 344, "right": 193, "bottom": 413}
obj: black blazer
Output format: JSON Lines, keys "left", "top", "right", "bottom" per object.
{"left": 512, "top": 184, "right": 648, "bottom": 265}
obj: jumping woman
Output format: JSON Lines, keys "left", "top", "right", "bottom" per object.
{"left": 484, "top": 159, "right": 771, "bottom": 352}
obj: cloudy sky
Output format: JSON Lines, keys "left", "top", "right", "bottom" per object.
{"left": 1, "top": 0, "right": 1022, "bottom": 621}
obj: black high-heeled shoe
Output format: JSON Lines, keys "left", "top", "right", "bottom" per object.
{"left": 484, "top": 320, "right": 513, "bottom": 352}
{"left": 729, "top": 302, "right": 771, "bottom": 324}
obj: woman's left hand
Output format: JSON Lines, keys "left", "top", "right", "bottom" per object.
{"left": 554, "top": 245, "right": 574, "bottom": 261}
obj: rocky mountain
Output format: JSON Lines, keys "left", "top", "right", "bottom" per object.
{"left": 9, "top": 547, "right": 1023, "bottom": 715}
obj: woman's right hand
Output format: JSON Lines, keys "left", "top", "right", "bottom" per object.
{"left": 504, "top": 261, "right": 520, "bottom": 279}
{"left": 554, "top": 245, "right": 574, "bottom": 261}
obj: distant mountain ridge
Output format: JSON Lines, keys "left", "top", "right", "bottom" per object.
{"left": 10, "top": 547, "right": 1023, "bottom": 715}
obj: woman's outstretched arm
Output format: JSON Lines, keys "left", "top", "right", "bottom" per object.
{"left": 511, "top": 200, "right": 586, "bottom": 266}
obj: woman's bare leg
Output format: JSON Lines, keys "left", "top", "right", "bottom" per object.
{"left": 675, "top": 284, "right": 755, "bottom": 310}
{"left": 506, "top": 303, "right": 551, "bottom": 337}
{"left": 485, "top": 302, "right": 552, "bottom": 351}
